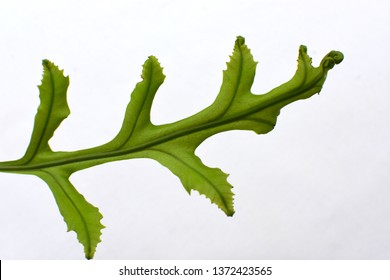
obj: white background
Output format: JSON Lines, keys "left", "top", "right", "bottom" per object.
{"left": 0, "top": 0, "right": 389, "bottom": 259}
{"left": 3, "top": 260, "right": 390, "bottom": 280}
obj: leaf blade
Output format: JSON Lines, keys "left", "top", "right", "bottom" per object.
{"left": 37, "top": 169, "right": 104, "bottom": 259}
{"left": 21, "top": 60, "right": 70, "bottom": 163}
{"left": 146, "top": 147, "right": 234, "bottom": 216}
{"left": 109, "top": 56, "right": 165, "bottom": 150}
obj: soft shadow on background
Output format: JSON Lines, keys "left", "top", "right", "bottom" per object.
{"left": 0, "top": 0, "right": 389, "bottom": 259}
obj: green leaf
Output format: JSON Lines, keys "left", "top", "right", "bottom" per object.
{"left": 37, "top": 169, "right": 104, "bottom": 260}
{"left": 146, "top": 146, "right": 235, "bottom": 216}
{"left": 108, "top": 56, "right": 166, "bottom": 150}
{"left": 21, "top": 60, "right": 70, "bottom": 163}
{"left": 0, "top": 36, "right": 343, "bottom": 258}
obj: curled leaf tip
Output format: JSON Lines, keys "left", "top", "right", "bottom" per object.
{"left": 329, "top": 50, "right": 344, "bottom": 64}
{"left": 236, "top": 36, "right": 245, "bottom": 46}
{"left": 321, "top": 50, "right": 344, "bottom": 70}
